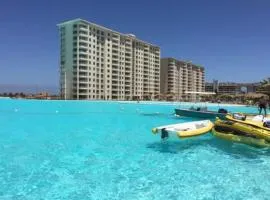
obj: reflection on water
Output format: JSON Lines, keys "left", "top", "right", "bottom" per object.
{"left": 147, "top": 136, "right": 270, "bottom": 160}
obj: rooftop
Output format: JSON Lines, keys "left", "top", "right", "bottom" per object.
{"left": 57, "top": 18, "right": 160, "bottom": 48}
{"left": 162, "top": 57, "right": 204, "bottom": 69}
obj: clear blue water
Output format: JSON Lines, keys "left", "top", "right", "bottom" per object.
{"left": 1, "top": 99, "right": 270, "bottom": 200}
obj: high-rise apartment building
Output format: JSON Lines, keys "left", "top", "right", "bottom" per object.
{"left": 58, "top": 18, "right": 160, "bottom": 100}
{"left": 160, "top": 58, "right": 205, "bottom": 101}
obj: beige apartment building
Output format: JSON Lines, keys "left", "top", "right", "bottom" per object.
{"left": 58, "top": 18, "right": 160, "bottom": 100}
{"left": 160, "top": 58, "right": 205, "bottom": 101}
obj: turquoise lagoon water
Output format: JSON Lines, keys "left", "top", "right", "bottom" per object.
{"left": 0, "top": 99, "right": 270, "bottom": 200}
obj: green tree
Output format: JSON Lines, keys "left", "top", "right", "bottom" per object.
{"left": 19, "top": 92, "right": 26, "bottom": 98}
{"left": 217, "top": 94, "right": 234, "bottom": 102}
{"left": 257, "top": 78, "right": 270, "bottom": 98}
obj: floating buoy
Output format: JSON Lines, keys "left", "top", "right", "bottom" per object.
{"left": 55, "top": 110, "right": 59, "bottom": 113}
{"left": 14, "top": 108, "right": 18, "bottom": 112}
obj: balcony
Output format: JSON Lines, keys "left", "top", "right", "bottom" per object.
{"left": 112, "top": 70, "right": 118, "bottom": 75}
{"left": 79, "top": 48, "right": 87, "bottom": 53}
{"left": 79, "top": 66, "right": 88, "bottom": 71}
{"left": 112, "top": 44, "right": 118, "bottom": 49}
{"left": 112, "top": 55, "right": 119, "bottom": 60}
{"left": 112, "top": 34, "right": 119, "bottom": 39}
{"left": 112, "top": 39, "right": 119, "bottom": 44}
{"left": 112, "top": 50, "right": 119, "bottom": 54}
{"left": 79, "top": 30, "right": 88, "bottom": 35}
{"left": 78, "top": 42, "right": 87, "bottom": 47}
{"left": 125, "top": 48, "right": 132, "bottom": 53}
{"left": 79, "top": 60, "right": 87, "bottom": 65}
{"left": 79, "top": 26, "right": 87, "bottom": 32}
{"left": 112, "top": 80, "right": 118, "bottom": 85}
{"left": 79, "top": 89, "right": 87, "bottom": 93}
{"left": 112, "top": 60, "right": 119, "bottom": 65}
{"left": 79, "top": 78, "right": 88, "bottom": 83}
{"left": 125, "top": 62, "right": 131, "bottom": 67}
{"left": 79, "top": 84, "right": 88, "bottom": 89}
{"left": 112, "top": 65, "right": 119, "bottom": 70}
{"left": 79, "top": 72, "right": 88, "bottom": 77}
{"left": 79, "top": 54, "right": 88, "bottom": 59}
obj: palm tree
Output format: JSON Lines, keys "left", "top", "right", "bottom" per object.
{"left": 257, "top": 77, "right": 270, "bottom": 98}
{"left": 217, "top": 94, "right": 234, "bottom": 102}
{"left": 19, "top": 92, "right": 26, "bottom": 98}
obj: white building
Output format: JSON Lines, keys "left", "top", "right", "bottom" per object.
{"left": 160, "top": 58, "right": 205, "bottom": 101}
{"left": 58, "top": 18, "right": 160, "bottom": 100}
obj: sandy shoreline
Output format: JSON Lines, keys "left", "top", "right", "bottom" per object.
{"left": 117, "top": 101, "right": 247, "bottom": 107}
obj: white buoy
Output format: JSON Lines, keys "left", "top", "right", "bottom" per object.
{"left": 14, "top": 108, "right": 18, "bottom": 112}
{"left": 55, "top": 110, "right": 59, "bottom": 113}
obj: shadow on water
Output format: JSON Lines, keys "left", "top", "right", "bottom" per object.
{"left": 146, "top": 136, "right": 270, "bottom": 159}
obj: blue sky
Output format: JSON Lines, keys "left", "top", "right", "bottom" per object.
{"left": 0, "top": 0, "right": 270, "bottom": 90}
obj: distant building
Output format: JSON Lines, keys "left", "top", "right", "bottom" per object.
{"left": 205, "top": 80, "right": 259, "bottom": 94}
{"left": 58, "top": 18, "right": 160, "bottom": 100}
{"left": 160, "top": 58, "right": 205, "bottom": 101}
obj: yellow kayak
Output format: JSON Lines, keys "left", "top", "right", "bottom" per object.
{"left": 215, "top": 117, "right": 270, "bottom": 141}
{"left": 226, "top": 114, "right": 270, "bottom": 131}
{"left": 212, "top": 127, "right": 270, "bottom": 148}
{"left": 152, "top": 120, "right": 213, "bottom": 139}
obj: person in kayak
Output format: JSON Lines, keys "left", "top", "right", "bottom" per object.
{"left": 258, "top": 97, "right": 268, "bottom": 117}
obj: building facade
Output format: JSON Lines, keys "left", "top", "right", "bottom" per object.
{"left": 160, "top": 58, "right": 205, "bottom": 101}
{"left": 58, "top": 19, "right": 160, "bottom": 100}
{"left": 205, "top": 80, "right": 259, "bottom": 94}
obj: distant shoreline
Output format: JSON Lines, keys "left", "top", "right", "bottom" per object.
{"left": 0, "top": 97, "right": 248, "bottom": 107}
